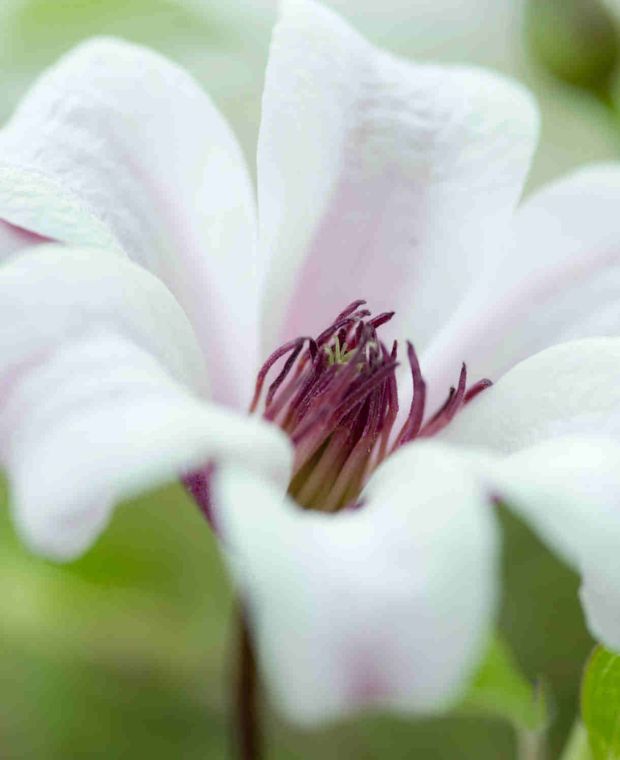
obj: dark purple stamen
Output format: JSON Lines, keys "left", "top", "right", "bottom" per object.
{"left": 250, "top": 301, "right": 491, "bottom": 511}
{"left": 315, "top": 311, "right": 370, "bottom": 347}
{"left": 334, "top": 298, "right": 368, "bottom": 321}
{"left": 326, "top": 360, "right": 398, "bottom": 432}
{"left": 419, "top": 363, "right": 468, "bottom": 437}
{"left": 465, "top": 378, "right": 493, "bottom": 403}
{"left": 266, "top": 339, "right": 314, "bottom": 407}
{"left": 250, "top": 337, "right": 308, "bottom": 413}
{"left": 395, "top": 341, "right": 426, "bottom": 446}
{"left": 182, "top": 462, "right": 216, "bottom": 530}
{"left": 368, "top": 311, "right": 396, "bottom": 330}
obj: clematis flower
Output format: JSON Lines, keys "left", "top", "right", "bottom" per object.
{"left": 2, "top": 0, "right": 620, "bottom": 728}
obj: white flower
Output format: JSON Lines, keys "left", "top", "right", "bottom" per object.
{"left": 1, "top": 0, "right": 620, "bottom": 727}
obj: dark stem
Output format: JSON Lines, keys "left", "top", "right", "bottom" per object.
{"left": 234, "top": 608, "right": 262, "bottom": 760}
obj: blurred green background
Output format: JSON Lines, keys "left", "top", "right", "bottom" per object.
{"left": 0, "top": 1, "right": 618, "bottom": 757}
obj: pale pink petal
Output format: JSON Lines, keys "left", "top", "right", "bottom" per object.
{"left": 421, "top": 164, "right": 620, "bottom": 402}
{"left": 0, "top": 220, "right": 48, "bottom": 260}
{"left": 442, "top": 338, "right": 620, "bottom": 454}
{"left": 0, "top": 38, "right": 258, "bottom": 407}
{"left": 214, "top": 442, "right": 498, "bottom": 724}
{"left": 257, "top": 0, "right": 539, "bottom": 355}
{"left": 0, "top": 245, "right": 292, "bottom": 560}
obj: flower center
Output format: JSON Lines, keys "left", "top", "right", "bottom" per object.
{"left": 251, "top": 300, "right": 491, "bottom": 513}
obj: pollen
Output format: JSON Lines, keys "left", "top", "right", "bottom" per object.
{"left": 250, "top": 300, "right": 490, "bottom": 513}
{"left": 324, "top": 335, "right": 354, "bottom": 366}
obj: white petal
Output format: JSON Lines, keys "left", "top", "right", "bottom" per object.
{"left": 0, "top": 38, "right": 258, "bottom": 407}
{"left": 257, "top": 0, "right": 539, "bottom": 354}
{"left": 0, "top": 245, "right": 292, "bottom": 560}
{"left": 507, "top": 165, "right": 620, "bottom": 351}
{"left": 495, "top": 436, "right": 620, "bottom": 651}
{"left": 421, "top": 164, "right": 620, "bottom": 399}
{"left": 0, "top": 244, "right": 207, "bottom": 392}
{"left": 442, "top": 338, "right": 620, "bottom": 454}
{"left": 215, "top": 442, "right": 498, "bottom": 724}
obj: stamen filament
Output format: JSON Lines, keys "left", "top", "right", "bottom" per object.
{"left": 394, "top": 341, "right": 426, "bottom": 448}
{"left": 251, "top": 301, "right": 491, "bottom": 514}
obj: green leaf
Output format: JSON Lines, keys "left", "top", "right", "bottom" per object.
{"left": 582, "top": 646, "right": 620, "bottom": 759}
{"left": 560, "top": 722, "right": 593, "bottom": 760}
{"left": 524, "top": 0, "right": 619, "bottom": 96}
{"left": 460, "top": 635, "right": 548, "bottom": 732}
{"left": 0, "top": 0, "right": 272, "bottom": 171}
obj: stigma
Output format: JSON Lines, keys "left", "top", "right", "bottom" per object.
{"left": 251, "top": 301, "right": 491, "bottom": 513}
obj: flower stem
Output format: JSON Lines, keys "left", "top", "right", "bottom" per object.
{"left": 234, "top": 608, "right": 262, "bottom": 760}
{"left": 517, "top": 728, "right": 546, "bottom": 760}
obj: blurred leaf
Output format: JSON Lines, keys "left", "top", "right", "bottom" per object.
{"left": 2, "top": 0, "right": 219, "bottom": 57}
{"left": 0, "top": 638, "right": 229, "bottom": 760}
{"left": 0, "top": 0, "right": 271, "bottom": 148}
{"left": 461, "top": 635, "right": 548, "bottom": 732}
{"left": 497, "top": 509, "right": 595, "bottom": 755}
{"left": 559, "top": 721, "right": 592, "bottom": 760}
{"left": 0, "top": 480, "right": 235, "bottom": 759}
{"left": 582, "top": 646, "right": 620, "bottom": 759}
{"left": 524, "top": 0, "right": 619, "bottom": 96}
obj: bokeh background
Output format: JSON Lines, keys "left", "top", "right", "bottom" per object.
{"left": 1, "top": 1, "right": 619, "bottom": 757}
